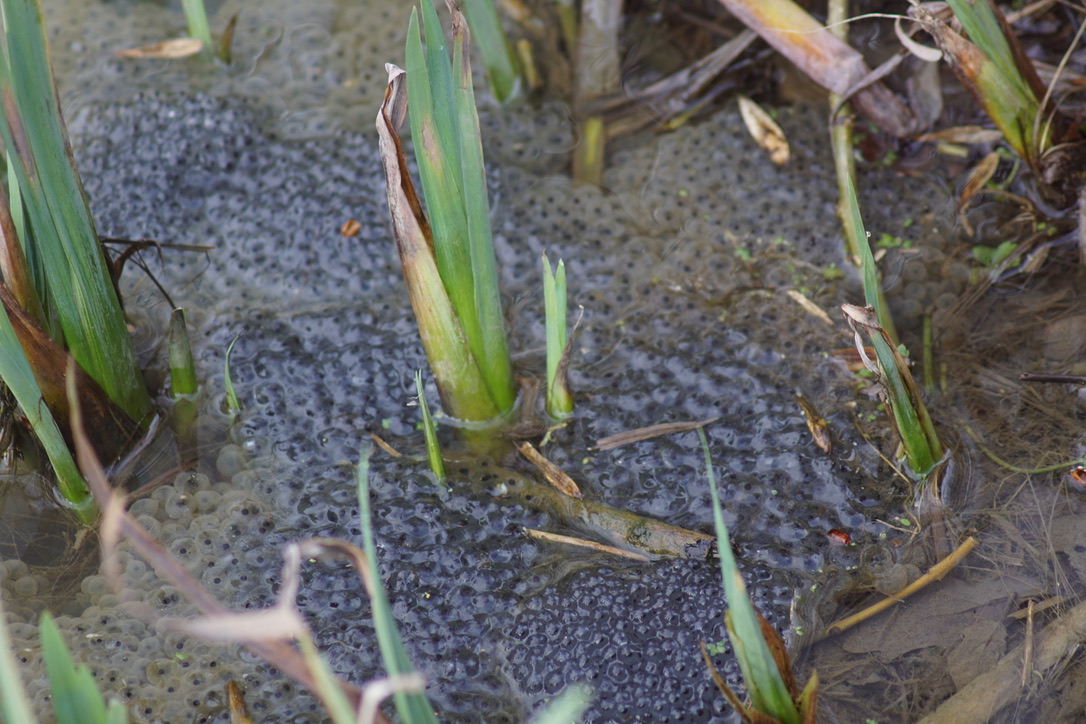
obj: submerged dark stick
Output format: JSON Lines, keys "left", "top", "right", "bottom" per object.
{"left": 1019, "top": 372, "right": 1086, "bottom": 384}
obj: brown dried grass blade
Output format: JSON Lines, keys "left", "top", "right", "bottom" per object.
{"left": 115, "top": 38, "right": 204, "bottom": 59}
{"left": 524, "top": 528, "right": 650, "bottom": 561}
{"left": 957, "top": 151, "right": 1000, "bottom": 235}
{"left": 700, "top": 640, "right": 755, "bottom": 723}
{"left": 757, "top": 609, "right": 798, "bottom": 699}
{"left": 823, "top": 535, "right": 979, "bottom": 637}
{"left": 516, "top": 440, "right": 582, "bottom": 498}
{"left": 595, "top": 417, "right": 720, "bottom": 450}
{"left": 795, "top": 392, "right": 832, "bottom": 453}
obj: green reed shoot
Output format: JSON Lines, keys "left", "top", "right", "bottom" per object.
{"left": 168, "top": 309, "right": 198, "bottom": 398}
{"left": 0, "top": 0, "right": 152, "bottom": 426}
{"left": 168, "top": 308, "right": 198, "bottom": 462}
{"left": 460, "top": 0, "right": 523, "bottom": 104}
{"left": 698, "top": 428, "right": 812, "bottom": 724}
{"left": 223, "top": 334, "right": 241, "bottom": 414}
{"left": 842, "top": 179, "right": 943, "bottom": 479}
{"left": 415, "top": 370, "right": 445, "bottom": 481}
{"left": 356, "top": 446, "right": 439, "bottom": 724}
{"left": 542, "top": 254, "right": 573, "bottom": 418}
{"left": 398, "top": 0, "right": 514, "bottom": 420}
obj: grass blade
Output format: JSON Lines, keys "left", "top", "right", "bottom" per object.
{"left": 168, "top": 308, "right": 198, "bottom": 463}
{"left": 41, "top": 611, "right": 120, "bottom": 724}
{"left": 356, "top": 446, "right": 439, "bottom": 723}
{"left": 698, "top": 428, "right": 801, "bottom": 723}
{"left": 414, "top": 370, "right": 445, "bottom": 481}
{"left": 296, "top": 635, "right": 356, "bottom": 724}
{"left": 0, "top": 598, "right": 38, "bottom": 724}
{"left": 167, "top": 308, "right": 198, "bottom": 397}
{"left": 408, "top": 2, "right": 474, "bottom": 327}
{"left": 223, "top": 334, "right": 241, "bottom": 413}
{"left": 460, "top": 0, "right": 522, "bottom": 103}
{"left": 450, "top": 5, "right": 515, "bottom": 413}
{"left": 180, "top": 0, "right": 214, "bottom": 56}
{"left": 0, "top": 0, "right": 152, "bottom": 424}
{"left": 922, "top": 1, "right": 1051, "bottom": 164}
{"left": 842, "top": 178, "right": 942, "bottom": 478}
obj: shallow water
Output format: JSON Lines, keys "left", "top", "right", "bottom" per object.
{"left": 5, "top": 1, "right": 1082, "bottom": 722}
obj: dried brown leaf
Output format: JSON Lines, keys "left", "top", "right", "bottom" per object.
{"left": 227, "top": 681, "right": 254, "bottom": 724}
{"left": 115, "top": 38, "right": 204, "bottom": 59}
{"left": 895, "top": 15, "right": 942, "bottom": 63}
{"left": 958, "top": 151, "right": 1000, "bottom": 235}
{"left": 796, "top": 392, "right": 832, "bottom": 453}
{"left": 516, "top": 440, "right": 582, "bottom": 498}
{"left": 738, "top": 95, "right": 790, "bottom": 165}
{"left": 718, "top": 0, "right": 917, "bottom": 137}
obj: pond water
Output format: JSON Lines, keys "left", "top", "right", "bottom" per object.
{"left": 3, "top": 1, "right": 1084, "bottom": 722}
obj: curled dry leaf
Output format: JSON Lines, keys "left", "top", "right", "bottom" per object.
{"left": 895, "top": 14, "right": 942, "bottom": 63}
{"left": 115, "top": 37, "right": 204, "bottom": 59}
{"left": 738, "top": 95, "right": 790, "bottom": 165}
{"left": 796, "top": 392, "right": 832, "bottom": 453}
{"left": 958, "top": 151, "right": 1000, "bottom": 235}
